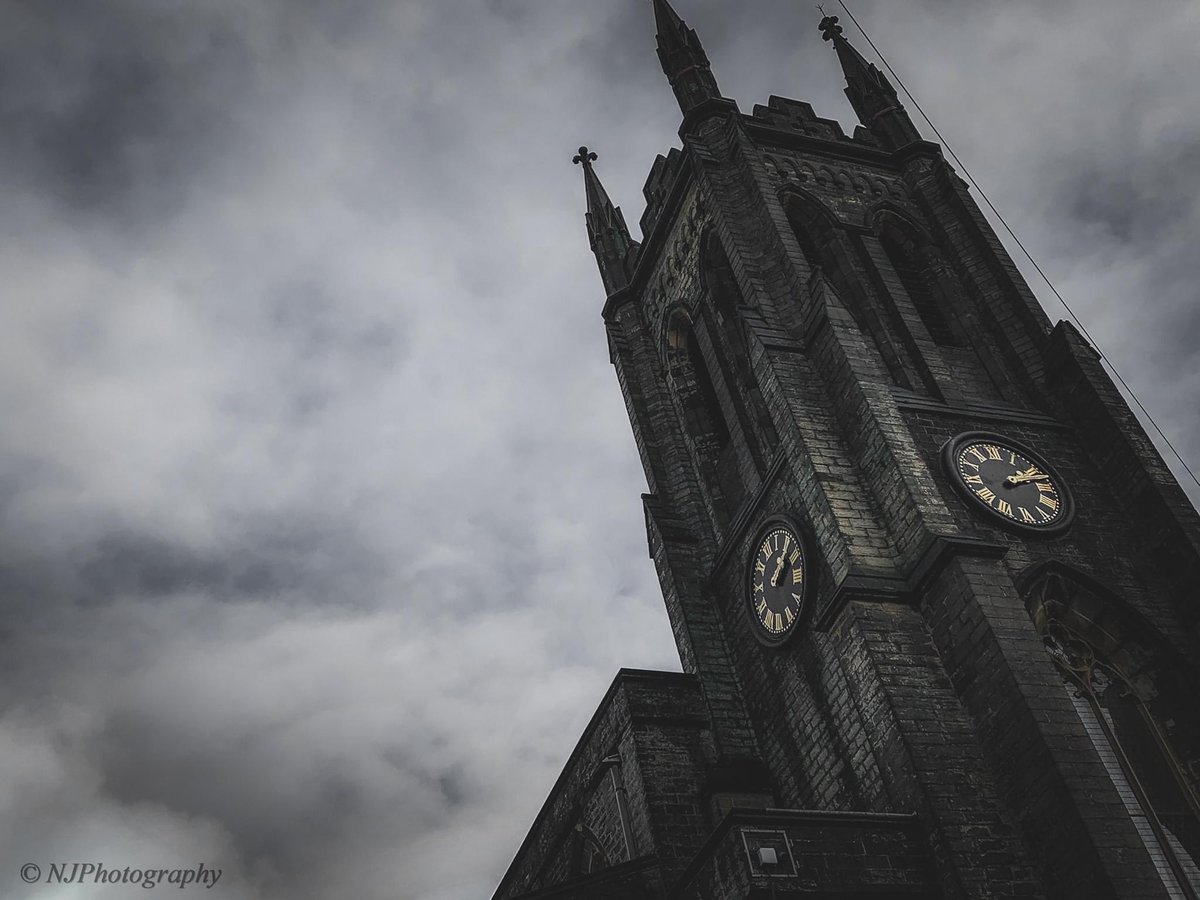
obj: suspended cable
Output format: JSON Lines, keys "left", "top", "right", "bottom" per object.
{"left": 835, "top": 0, "right": 1200, "bottom": 492}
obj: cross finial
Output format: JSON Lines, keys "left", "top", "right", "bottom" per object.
{"left": 573, "top": 146, "right": 598, "bottom": 166}
{"left": 819, "top": 14, "right": 843, "bottom": 41}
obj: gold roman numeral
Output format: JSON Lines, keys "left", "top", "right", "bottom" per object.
{"left": 985, "top": 445, "right": 1002, "bottom": 460}
{"left": 996, "top": 499, "right": 1013, "bottom": 516}
{"left": 1038, "top": 494, "right": 1059, "bottom": 510}
{"left": 784, "top": 607, "right": 795, "bottom": 626}
{"left": 963, "top": 474, "right": 984, "bottom": 485}
{"left": 968, "top": 447, "right": 987, "bottom": 463}
{"left": 792, "top": 567, "right": 803, "bottom": 584}
{"left": 755, "top": 559, "right": 766, "bottom": 575}
{"left": 1019, "top": 507, "right": 1037, "bottom": 524}
{"left": 975, "top": 487, "right": 997, "bottom": 503}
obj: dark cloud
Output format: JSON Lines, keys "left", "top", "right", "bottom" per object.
{"left": 1052, "top": 135, "right": 1200, "bottom": 246}
{"left": 0, "top": 2, "right": 1196, "bottom": 899}
{"left": 0, "top": 1, "right": 260, "bottom": 215}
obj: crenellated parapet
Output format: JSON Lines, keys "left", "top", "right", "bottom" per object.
{"left": 747, "top": 96, "right": 857, "bottom": 144}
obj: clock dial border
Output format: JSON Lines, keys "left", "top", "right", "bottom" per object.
{"left": 940, "top": 431, "right": 1075, "bottom": 536}
{"left": 744, "top": 515, "right": 815, "bottom": 648}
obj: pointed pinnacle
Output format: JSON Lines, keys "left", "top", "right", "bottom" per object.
{"left": 652, "top": 0, "right": 687, "bottom": 43}
{"left": 572, "top": 146, "right": 635, "bottom": 294}
{"left": 573, "top": 146, "right": 613, "bottom": 221}
{"left": 818, "top": 13, "right": 918, "bottom": 148}
{"left": 652, "top": 0, "right": 710, "bottom": 68}
{"left": 651, "top": 0, "right": 723, "bottom": 118}
{"left": 819, "top": 13, "right": 892, "bottom": 97}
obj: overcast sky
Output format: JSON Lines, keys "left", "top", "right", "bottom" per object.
{"left": 1, "top": 2, "right": 1197, "bottom": 899}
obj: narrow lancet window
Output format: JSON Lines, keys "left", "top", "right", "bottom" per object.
{"left": 666, "top": 312, "right": 730, "bottom": 455}
{"left": 880, "top": 231, "right": 958, "bottom": 347}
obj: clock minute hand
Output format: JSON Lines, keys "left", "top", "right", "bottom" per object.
{"left": 770, "top": 554, "right": 787, "bottom": 587}
{"left": 1005, "top": 471, "right": 1049, "bottom": 486}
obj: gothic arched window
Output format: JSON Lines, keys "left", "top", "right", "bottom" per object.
{"left": 783, "top": 190, "right": 839, "bottom": 280}
{"left": 700, "top": 231, "right": 778, "bottom": 466}
{"left": 1023, "top": 564, "right": 1200, "bottom": 895}
{"left": 665, "top": 308, "right": 738, "bottom": 523}
{"left": 665, "top": 310, "right": 729, "bottom": 455}
{"left": 784, "top": 190, "right": 913, "bottom": 390}
{"left": 878, "top": 226, "right": 959, "bottom": 347}
{"left": 569, "top": 823, "right": 611, "bottom": 877}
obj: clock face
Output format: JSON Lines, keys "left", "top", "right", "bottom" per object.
{"left": 747, "top": 521, "right": 808, "bottom": 645}
{"left": 943, "top": 433, "right": 1072, "bottom": 533}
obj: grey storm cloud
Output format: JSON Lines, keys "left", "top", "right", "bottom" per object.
{"left": 0, "top": 1, "right": 1197, "bottom": 899}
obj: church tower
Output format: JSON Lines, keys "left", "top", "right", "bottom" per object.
{"left": 495, "top": 5, "right": 1200, "bottom": 899}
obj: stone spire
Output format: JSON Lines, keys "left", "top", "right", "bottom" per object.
{"left": 573, "top": 146, "right": 637, "bottom": 295}
{"left": 653, "top": 0, "right": 724, "bottom": 118}
{"left": 819, "top": 14, "right": 920, "bottom": 149}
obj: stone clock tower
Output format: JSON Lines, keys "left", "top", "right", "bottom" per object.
{"left": 494, "top": 4, "right": 1200, "bottom": 899}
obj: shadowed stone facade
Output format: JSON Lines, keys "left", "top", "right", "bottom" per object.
{"left": 495, "top": 4, "right": 1200, "bottom": 898}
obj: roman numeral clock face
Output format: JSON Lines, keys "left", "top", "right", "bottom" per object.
{"left": 746, "top": 522, "right": 810, "bottom": 646}
{"left": 943, "top": 432, "right": 1074, "bottom": 534}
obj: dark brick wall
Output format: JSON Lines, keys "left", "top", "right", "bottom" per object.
{"left": 832, "top": 600, "right": 1044, "bottom": 898}
{"left": 671, "top": 808, "right": 932, "bottom": 900}
{"left": 506, "top": 857, "right": 665, "bottom": 900}
{"left": 579, "top": 771, "right": 628, "bottom": 870}
{"left": 917, "top": 553, "right": 1144, "bottom": 899}
{"left": 493, "top": 671, "right": 707, "bottom": 899}
{"left": 1044, "top": 322, "right": 1200, "bottom": 643}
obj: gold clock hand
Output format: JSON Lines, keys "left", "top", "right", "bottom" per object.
{"left": 770, "top": 554, "right": 786, "bottom": 587}
{"left": 1005, "top": 471, "right": 1050, "bottom": 486}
